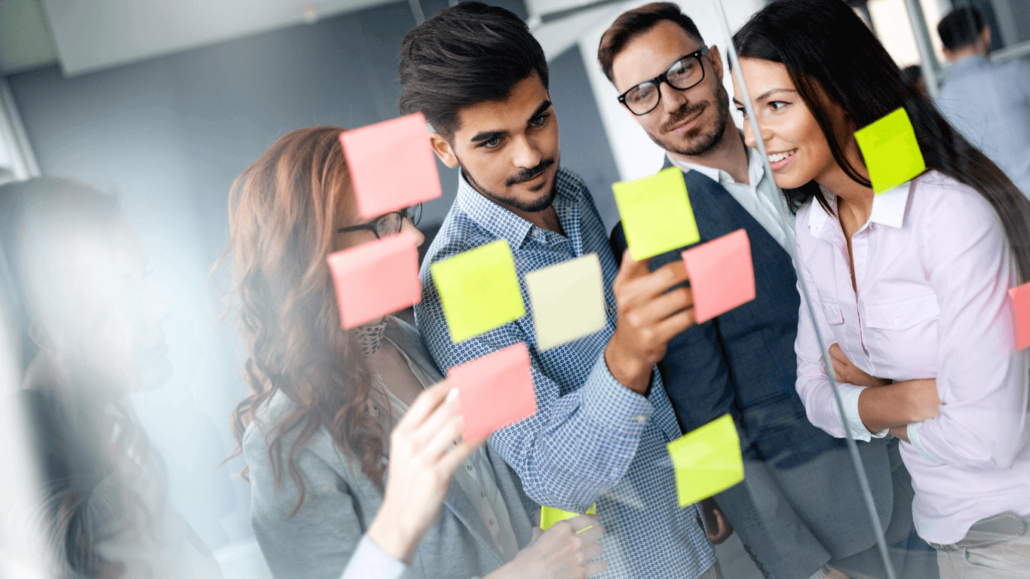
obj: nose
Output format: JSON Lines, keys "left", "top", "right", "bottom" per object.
{"left": 659, "top": 81, "right": 688, "bottom": 114}
{"left": 510, "top": 134, "right": 543, "bottom": 170}
{"left": 402, "top": 218, "right": 425, "bottom": 248}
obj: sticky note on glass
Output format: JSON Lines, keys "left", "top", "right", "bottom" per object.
{"left": 339, "top": 113, "right": 442, "bottom": 219}
{"left": 540, "top": 503, "right": 596, "bottom": 531}
{"left": 430, "top": 240, "right": 526, "bottom": 343}
{"left": 854, "top": 107, "right": 925, "bottom": 194}
{"left": 681, "top": 229, "right": 755, "bottom": 324}
{"left": 448, "top": 343, "right": 536, "bottom": 440}
{"left": 1009, "top": 282, "right": 1030, "bottom": 350}
{"left": 612, "top": 167, "right": 700, "bottom": 260}
{"left": 525, "top": 254, "right": 606, "bottom": 350}
{"left": 667, "top": 414, "right": 744, "bottom": 508}
{"left": 326, "top": 231, "right": 420, "bottom": 329}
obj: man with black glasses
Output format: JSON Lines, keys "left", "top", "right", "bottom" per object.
{"left": 599, "top": 4, "right": 933, "bottom": 579}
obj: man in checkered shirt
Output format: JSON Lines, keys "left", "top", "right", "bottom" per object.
{"left": 401, "top": 3, "right": 718, "bottom": 578}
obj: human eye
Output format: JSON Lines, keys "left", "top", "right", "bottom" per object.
{"left": 735, "top": 106, "right": 748, "bottom": 119}
{"left": 529, "top": 113, "right": 550, "bottom": 129}
{"left": 481, "top": 136, "right": 502, "bottom": 149}
{"left": 769, "top": 101, "right": 789, "bottom": 111}
{"left": 629, "top": 84, "right": 655, "bottom": 104}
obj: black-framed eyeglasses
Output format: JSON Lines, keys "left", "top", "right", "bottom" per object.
{"left": 618, "top": 47, "right": 710, "bottom": 116}
{"left": 336, "top": 203, "right": 422, "bottom": 239}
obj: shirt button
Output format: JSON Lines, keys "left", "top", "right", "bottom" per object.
{"left": 635, "top": 415, "right": 647, "bottom": 424}
{"left": 467, "top": 465, "right": 473, "bottom": 470}
{"left": 489, "top": 519, "right": 494, "bottom": 525}
{"left": 481, "top": 491, "right": 485, "bottom": 497}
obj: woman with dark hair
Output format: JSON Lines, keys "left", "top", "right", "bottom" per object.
{"left": 2, "top": 177, "right": 222, "bottom": 578}
{"left": 732, "top": 0, "right": 1030, "bottom": 576}
{"left": 218, "top": 126, "right": 605, "bottom": 579}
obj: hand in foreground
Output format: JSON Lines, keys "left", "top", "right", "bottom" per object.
{"left": 491, "top": 514, "right": 606, "bottom": 579}
{"left": 828, "top": 344, "right": 889, "bottom": 388}
{"left": 702, "top": 498, "right": 734, "bottom": 545}
{"left": 366, "top": 381, "right": 485, "bottom": 564}
{"left": 606, "top": 250, "right": 695, "bottom": 394}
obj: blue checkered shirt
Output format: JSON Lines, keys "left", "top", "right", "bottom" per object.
{"left": 415, "top": 167, "right": 715, "bottom": 579}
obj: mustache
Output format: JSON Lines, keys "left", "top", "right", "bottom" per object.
{"left": 660, "top": 102, "right": 706, "bottom": 133}
{"left": 506, "top": 158, "right": 556, "bottom": 186}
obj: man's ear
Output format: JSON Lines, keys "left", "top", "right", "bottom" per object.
{"left": 980, "top": 27, "right": 992, "bottom": 51}
{"left": 429, "top": 132, "right": 459, "bottom": 169}
{"left": 708, "top": 44, "right": 724, "bottom": 82}
{"left": 942, "top": 46, "right": 957, "bottom": 63}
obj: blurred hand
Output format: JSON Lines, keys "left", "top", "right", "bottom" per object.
{"left": 702, "top": 498, "right": 734, "bottom": 545}
{"left": 829, "top": 344, "right": 889, "bottom": 388}
{"left": 606, "top": 251, "right": 695, "bottom": 394}
{"left": 899, "top": 379, "right": 942, "bottom": 423}
{"left": 491, "top": 514, "right": 606, "bottom": 579}
{"left": 366, "top": 381, "right": 485, "bottom": 564}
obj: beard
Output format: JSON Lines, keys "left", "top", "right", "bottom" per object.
{"left": 461, "top": 157, "right": 559, "bottom": 214}
{"left": 647, "top": 82, "right": 731, "bottom": 157}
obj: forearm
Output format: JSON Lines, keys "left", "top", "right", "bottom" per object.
{"left": 856, "top": 380, "right": 929, "bottom": 433}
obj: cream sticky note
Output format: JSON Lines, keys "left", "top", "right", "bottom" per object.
{"left": 525, "top": 254, "right": 606, "bottom": 350}
{"left": 448, "top": 343, "right": 537, "bottom": 440}
{"left": 430, "top": 240, "right": 526, "bottom": 343}
{"left": 681, "top": 229, "right": 756, "bottom": 324}
{"left": 339, "top": 113, "right": 442, "bottom": 219}
{"left": 854, "top": 107, "right": 926, "bottom": 194}
{"left": 540, "top": 503, "right": 596, "bottom": 531}
{"left": 667, "top": 414, "right": 744, "bottom": 508}
{"left": 326, "top": 231, "right": 421, "bottom": 329}
{"left": 612, "top": 167, "right": 700, "bottom": 260}
{"left": 1009, "top": 282, "right": 1030, "bottom": 350}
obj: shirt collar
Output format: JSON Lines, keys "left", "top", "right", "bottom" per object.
{"left": 667, "top": 146, "right": 766, "bottom": 188}
{"left": 952, "top": 54, "right": 989, "bottom": 74}
{"left": 455, "top": 167, "right": 582, "bottom": 250}
{"left": 808, "top": 181, "right": 911, "bottom": 235}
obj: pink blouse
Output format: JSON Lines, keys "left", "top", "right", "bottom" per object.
{"left": 793, "top": 171, "right": 1030, "bottom": 544}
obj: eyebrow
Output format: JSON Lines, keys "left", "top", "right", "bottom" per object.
{"left": 756, "top": 88, "right": 797, "bottom": 101}
{"left": 469, "top": 100, "right": 553, "bottom": 143}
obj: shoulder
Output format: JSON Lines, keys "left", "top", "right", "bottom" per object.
{"left": 243, "top": 392, "right": 344, "bottom": 476}
{"left": 421, "top": 205, "right": 495, "bottom": 269}
{"left": 910, "top": 171, "right": 1000, "bottom": 230}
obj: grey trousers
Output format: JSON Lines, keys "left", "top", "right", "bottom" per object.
{"left": 934, "top": 513, "right": 1030, "bottom": 578}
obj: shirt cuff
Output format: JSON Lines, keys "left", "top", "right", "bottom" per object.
{"left": 833, "top": 385, "right": 889, "bottom": 442}
{"left": 579, "top": 352, "right": 654, "bottom": 436}
{"left": 906, "top": 421, "right": 943, "bottom": 464}
{"left": 342, "top": 535, "right": 410, "bottom": 579}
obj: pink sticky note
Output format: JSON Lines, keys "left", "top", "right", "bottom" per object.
{"left": 339, "top": 113, "right": 443, "bottom": 220}
{"left": 681, "top": 229, "right": 756, "bottom": 324}
{"left": 1009, "top": 282, "right": 1030, "bottom": 350}
{"left": 326, "top": 231, "right": 421, "bottom": 329}
{"left": 448, "top": 343, "right": 537, "bottom": 440}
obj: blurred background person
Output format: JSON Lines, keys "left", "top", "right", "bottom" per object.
{"left": 734, "top": 0, "right": 1030, "bottom": 576}
{"left": 899, "top": 65, "right": 926, "bottom": 95}
{"left": 936, "top": 6, "right": 1030, "bottom": 197}
{"left": 218, "top": 126, "right": 606, "bottom": 579}
{"left": 0, "top": 177, "right": 224, "bottom": 579}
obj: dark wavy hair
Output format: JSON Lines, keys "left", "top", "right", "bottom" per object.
{"left": 733, "top": 0, "right": 1030, "bottom": 282}
{"left": 398, "top": 1, "right": 548, "bottom": 139}
{"left": 215, "top": 127, "right": 387, "bottom": 516}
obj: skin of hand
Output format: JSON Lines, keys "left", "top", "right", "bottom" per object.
{"left": 606, "top": 250, "right": 696, "bottom": 394}
{"left": 366, "top": 381, "right": 487, "bottom": 564}
{"left": 857, "top": 379, "right": 941, "bottom": 433}
{"left": 701, "top": 498, "right": 734, "bottom": 545}
{"left": 828, "top": 343, "right": 889, "bottom": 388}
{"left": 488, "top": 514, "right": 607, "bottom": 579}
{"left": 888, "top": 425, "right": 910, "bottom": 443}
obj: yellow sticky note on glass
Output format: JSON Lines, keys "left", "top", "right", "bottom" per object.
{"left": 540, "top": 503, "right": 596, "bottom": 531}
{"left": 667, "top": 414, "right": 744, "bottom": 508}
{"left": 612, "top": 167, "right": 700, "bottom": 260}
{"left": 525, "top": 254, "right": 606, "bottom": 350}
{"left": 431, "top": 240, "right": 526, "bottom": 343}
{"left": 854, "top": 107, "right": 925, "bottom": 194}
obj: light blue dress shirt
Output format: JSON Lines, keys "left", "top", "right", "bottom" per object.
{"left": 415, "top": 167, "right": 715, "bottom": 579}
{"left": 936, "top": 55, "right": 1030, "bottom": 197}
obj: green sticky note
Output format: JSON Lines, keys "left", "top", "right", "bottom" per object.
{"left": 431, "top": 240, "right": 526, "bottom": 343}
{"left": 540, "top": 503, "right": 596, "bottom": 531}
{"left": 854, "top": 107, "right": 925, "bottom": 194}
{"left": 667, "top": 414, "right": 744, "bottom": 508}
{"left": 525, "top": 254, "right": 607, "bottom": 351}
{"left": 612, "top": 167, "right": 700, "bottom": 260}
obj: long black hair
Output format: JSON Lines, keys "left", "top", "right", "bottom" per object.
{"left": 733, "top": 0, "right": 1030, "bottom": 282}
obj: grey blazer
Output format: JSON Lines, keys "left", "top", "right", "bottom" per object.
{"left": 243, "top": 318, "right": 538, "bottom": 579}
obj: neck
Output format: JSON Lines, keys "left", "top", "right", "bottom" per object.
{"left": 668, "top": 122, "right": 750, "bottom": 185}
{"left": 817, "top": 156, "right": 875, "bottom": 224}
{"left": 950, "top": 45, "right": 987, "bottom": 63}
{"left": 508, "top": 204, "right": 563, "bottom": 234}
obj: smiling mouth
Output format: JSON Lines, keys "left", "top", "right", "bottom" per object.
{"left": 768, "top": 149, "right": 798, "bottom": 167}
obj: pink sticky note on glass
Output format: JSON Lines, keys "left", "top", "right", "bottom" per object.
{"left": 1009, "top": 282, "right": 1030, "bottom": 350}
{"left": 326, "top": 231, "right": 421, "bottom": 329}
{"left": 681, "top": 229, "right": 756, "bottom": 324}
{"left": 448, "top": 343, "right": 537, "bottom": 440}
{"left": 339, "top": 113, "right": 443, "bottom": 220}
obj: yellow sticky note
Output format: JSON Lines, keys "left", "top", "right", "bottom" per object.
{"left": 525, "top": 254, "right": 606, "bottom": 351}
{"left": 667, "top": 414, "right": 744, "bottom": 508}
{"left": 612, "top": 167, "right": 700, "bottom": 260}
{"left": 431, "top": 240, "right": 526, "bottom": 343}
{"left": 854, "top": 107, "right": 925, "bottom": 194}
{"left": 540, "top": 503, "right": 596, "bottom": 531}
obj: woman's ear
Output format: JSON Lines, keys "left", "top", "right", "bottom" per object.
{"left": 429, "top": 132, "right": 459, "bottom": 169}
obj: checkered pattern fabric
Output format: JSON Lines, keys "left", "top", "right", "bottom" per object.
{"left": 415, "top": 167, "right": 715, "bottom": 579}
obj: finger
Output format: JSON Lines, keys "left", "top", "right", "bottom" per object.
{"left": 566, "top": 514, "right": 600, "bottom": 533}
{"left": 618, "top": 246, "right": 651, "bottom": 279}
{"left": 421, "top": 412, "right": 465, "bottom": 461}
{"left": 633, "top": 287, "right": 694, "bottom": 326}
{"left": 528, "top": 527, "right": 543, "bottom": 547}
{"left": 622, "top": 260, "right": 690, "bottom": 304}
{"left": 652, "top": 307, "right": 697, "bottom": 343}
{"left": 399, "top": 381, "right": 452, "bottom": 432}
{"left": 575, "top": 523, "right": 605, "bottom": 544}
{"left": 412, "top": 391, "right": 462, "bottom": 449}
{"left": 581, "top": 541, "right": 604, "bottom": 561}
{"left": 585, "top": 560, "right": 608, "bottom": 577}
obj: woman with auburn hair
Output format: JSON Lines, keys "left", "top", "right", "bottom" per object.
{"left": 218, "top": 126, "right": 606, "bottom": 579}
{"left": 732, "top": 0, "right": 1030, "bottom": 576}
